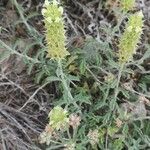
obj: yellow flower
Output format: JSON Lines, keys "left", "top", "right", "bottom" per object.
{"left": 42, "top": 0, "right": 70, "bottom": 60}
{"left": 48, "top": 106, "right": 69, "bottom": 130}
{"left": 119, "top": 11, "right": 144, "bottom": 64}
{"left": 120, "top": 0, "right": 135, "bottom": 12}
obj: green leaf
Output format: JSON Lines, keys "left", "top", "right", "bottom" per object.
{"left": 140, "top": 75, "right": 150, "bottom": 84}
{"left": 80, "top": 60, "right": 86, "bottom": 74}
{"left": 137, "top": 45, "right": 150, "bottom": 64}
{"left": 35, "top": 71, "right": 45, "bottom": 83}
{"left": 43, "top": 76, "right": 61, "bottom": 84}
{"left": 75, "top": 93, "right": 91, "bottom": 105}
{"left": 112, "top": 139, "right": 124, "bottom": 150}
{"left": 107, "top": 126, "right": 119, "bottom": 137}
{"left": 26, "top": 12, "right": 40, "bottom": 20}
{"left": 120, "top": 88, "right": 130, "bottom": 99}
{"left": 27, "top": 63, "right": 34, "bottom": 75}
{"left": 99, "top": 128, "right": 106, "bottom": 144}
{"left": 0, "top": 50, "right": 11, "bottom": 63}
{"left": 110, "top": 98, "right": 117, "bottom": 111}
{"left": 122, "top": 123, "right": 129, "bottom": 136}
{"left": 109, "top": 78, "right": 117, "bottom": 88}
{"left": 108, "top": 59, "right": 120, "bottom": 69}
{"left": 67, "top": 74, "right": 80, "bottom": 81}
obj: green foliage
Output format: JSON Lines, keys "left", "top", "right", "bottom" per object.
{"left": 0, "top": 0, "right": 150, "bottom": 149}
{"left": 112, "top": 139, "right": 124, "bottom": 150}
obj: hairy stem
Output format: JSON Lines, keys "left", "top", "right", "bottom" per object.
{"left": 57, "top": 59, "right": 80, "bottom": 111}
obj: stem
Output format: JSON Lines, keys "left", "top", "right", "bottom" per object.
{"left": 0, "top": 40, "right": 40, "bottom": 64}
{"left": 128, "top": 88, "right": 150, "bottom": 99}
{"left": 47, "top": 144, "right": 65, "bottom": 150}
{"left": 58, "top": 59, "right": 74, "bottom": 103}
{"left": 105, "top": 131, "right": 108, "bottom": 150}
{"left": 12, "top": 0, "right": 45, "bottom": 47}
{"left": 57, "top": 59, "right": 80, "bottom": 111}
{"left": 112, "top": 64, "right": 124, "bottom": 110}
{"left": 73, "top": 127, "right": 77, "bottom": 140}
{"left": 12, "top": 0, "right": 31, "bottom": 31}
{"left": 67, "top": 128, "right": 72, "bottom": 140}
{"left": 114, "top": 64, "right": 124, "bottom": 99}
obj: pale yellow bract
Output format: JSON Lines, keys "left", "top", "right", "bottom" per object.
{"left": 42, "top": 0, "right": 70, "bottom": 60}
{"left": 119, "top": 11, "right": 144, "bottom": 64}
